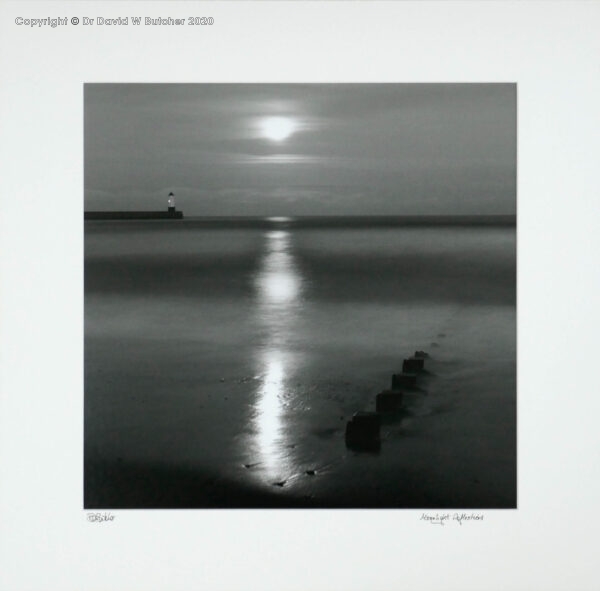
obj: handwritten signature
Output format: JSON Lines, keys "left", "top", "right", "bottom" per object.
{"left": 420, "top": 512, "right": 484, "bottom": 526}
{"left": 87, "top": 512, "right": 115, "bottom": 523}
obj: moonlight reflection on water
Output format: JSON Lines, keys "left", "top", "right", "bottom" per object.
{"left": 252, "top": 229, "right": 304, "bottom": 480}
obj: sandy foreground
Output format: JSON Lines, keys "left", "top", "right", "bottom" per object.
{"left": 85, "top": 302, "right": 516, "bottom": 509}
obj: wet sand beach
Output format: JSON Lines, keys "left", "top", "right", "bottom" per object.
{"left": 85, "top": 218, "right": 516, "bottom": 509}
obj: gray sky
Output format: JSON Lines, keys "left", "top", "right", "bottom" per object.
{"left": 84, "top": 84, "right": 516, "bottom": 216}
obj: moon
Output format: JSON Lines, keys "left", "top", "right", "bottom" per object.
{"left": 260, "top": 117, "right": 297, "bottom": 142}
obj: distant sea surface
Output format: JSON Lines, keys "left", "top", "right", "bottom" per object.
{"left": 85, "top": 216, "right": 516, "bottom": 508}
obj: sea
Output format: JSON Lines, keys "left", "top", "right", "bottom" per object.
{"left": 84, "top": 216, "right": 516, "bottom": 508}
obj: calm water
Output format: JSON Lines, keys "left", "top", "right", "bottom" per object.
{"left": 85, "top": 218, "right": 516, "bottom": 508}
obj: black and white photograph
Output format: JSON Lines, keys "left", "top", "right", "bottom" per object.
{"left": 3, "top": 1, "right": 600, "bottom": 589}
{"left": 84, "top": 83, "right": 516, "bottom": 509}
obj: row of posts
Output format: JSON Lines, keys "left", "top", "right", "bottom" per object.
{"left": 345, "top": 351, "right": 428, "bottom": 451}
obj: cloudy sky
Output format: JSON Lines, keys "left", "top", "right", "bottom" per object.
{"left": 84, "top": 84, "right": 516, "bottom": 216}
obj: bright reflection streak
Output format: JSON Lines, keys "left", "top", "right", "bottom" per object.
{"left": 267, "top": 216, "right": 292, "bottom": 223}
{"left": 256, "top": 231, "right": 300, "bottom": 307}
{"left": 255, "top": 352, "right": 285, "bottom": 473}
{"left": 252, "top": 230, "right": 302, "bottom": 478}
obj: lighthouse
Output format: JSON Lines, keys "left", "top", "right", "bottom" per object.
{"left": 84, "top": 191, "right": 183, "bottom": 220}
{"left": 167, "top": 191, "right": 176, "bottom": 214}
